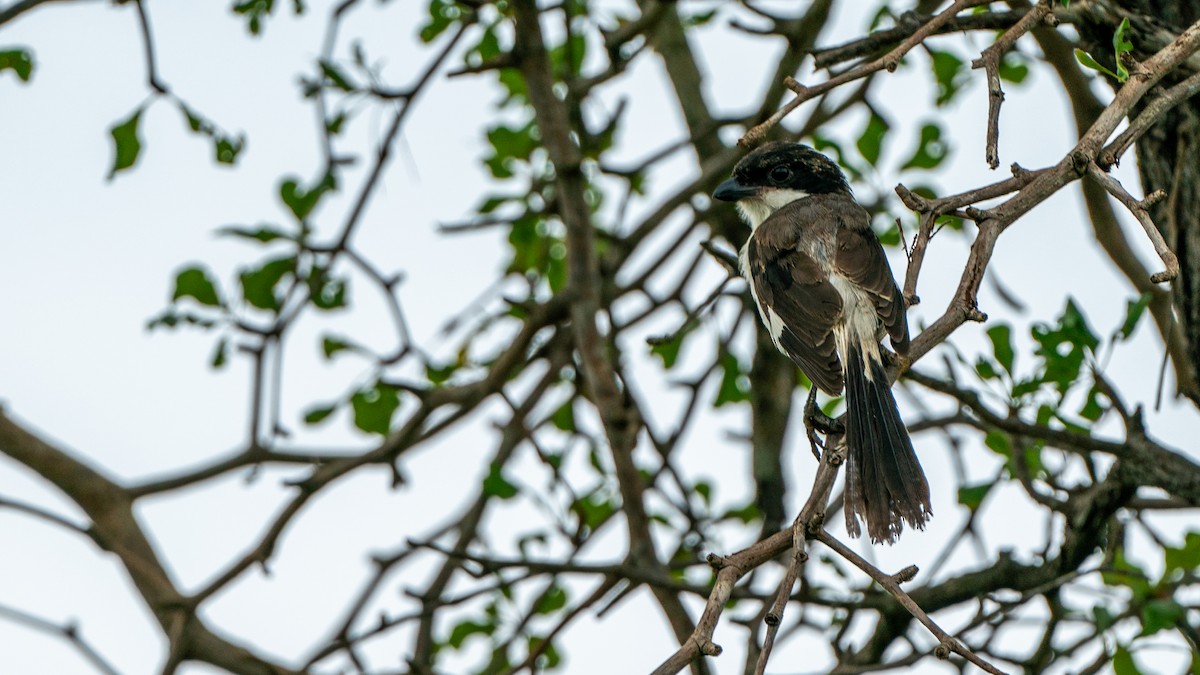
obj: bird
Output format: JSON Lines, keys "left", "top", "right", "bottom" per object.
{"left": 713, "top": 141, "right": 931, "bottom": 544}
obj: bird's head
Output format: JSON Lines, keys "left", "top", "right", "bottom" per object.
{"left": 713, "top": 142, "right": 850, "bottom": 228}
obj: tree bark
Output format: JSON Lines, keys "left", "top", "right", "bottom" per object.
{"left": 1077, "top": 0, "right": 1200, "bottom": 407}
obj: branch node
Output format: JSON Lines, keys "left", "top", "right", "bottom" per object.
{"left": 765, "top": 612, "right": 781, "bottom": 627}
{"left": 905, "top": 293, "right": 921, "bottom": 307}
{"left": 706, "top": 552, "right": 727, "bottom": 570}
{"left": 891, "top": 564, "right": 920, "bottom": 584}
{"left": 1143, "top": 189, "right": 1168, "bottom": 208}
{"left": 965, "top": 206, "right": 989, "bottom": 222}
{"left": 935, "top": 640, "right": 955, "bottom": 659}
{"left": 965, "top": 306, "right": 988, "bottom": 323}
{"left": 699, "top": 639, "right": 722, "bottom": 656}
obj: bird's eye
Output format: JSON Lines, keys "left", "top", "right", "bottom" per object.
{"left": 768, "top": 166, "right": 793, "bottom": 184}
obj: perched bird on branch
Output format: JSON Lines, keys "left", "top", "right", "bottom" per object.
{"left": 714, "top": 141, "right": 931, "bottom": 544}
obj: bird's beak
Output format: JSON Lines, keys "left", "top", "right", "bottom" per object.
{"left": 713, "top": 177, "right": 758, "bottom": 202}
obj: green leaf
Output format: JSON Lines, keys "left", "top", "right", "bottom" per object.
{"left": 528, "top": 635, "right": 561, "bottom": 669}
{"left": 1164, "top": 531, "right": 1200, "bottom": 574}
{"left": 447, "top": 619, "right": 492, "bottom": 648}
{"left": 929, "top": 50, "right": 966, "bottom": 106}
{"left": 649, "top": 330, "right": 689, "bottom": 368}
{"left": 279, "top": 173, "right": 336, "bottom": 222}
{"left": 957, "top": 482, "right": 993, "bottom": 510}
{"left": 975, "top": 357, "right": 1000, "bottom": 381}
{"left": 1092, "top": 604, "right": 1116, "bottom": 631}
{"left": 233, "top": 0, "right": 275, "bottom": 36}
{"left": 999, "top": 52, "right": 1029, "bottom": 84}
{"left": 108, "top": 107, "right": 144, "bottom": 180}
{"left": 714, "top": 349, "right": 749, "bottom": 407}
{"left": 856, "top": 112, "right": 890, "bottom": 166}
{"left": 172, "top": 266, "right": 222, "bottom": 306}
{"left": 217, "top": 224, "right": 291, "bottom": 244}
{"left": 534, "top": 585, "right": 567, "bottom": 615}
{"left": 1113, "top": 645, "right": 1142, "bottom": 675}
{"left": 1102, "top": 551, "right": 1151, "bottom": 601}
{"left": 351, "top": 383, "right": 400, "bottom": 436}
{"left": 239, "top": 256, "right": 295, "bottom": 311}
{"left": 214, "top": 134, "right": 245, "bottom": 165}
{"left": 900, "top": 123, "right": 948, "bottom": 170}
{"left": 551, "top": 400, "right": 575, "bottom": 432}
{"left": 319, "top": 60, "right": 357, "bottom": 92}
{"left": 987, "top": 324, "right": 1015, "bottom": 375}
{"left": 1075, "top": 48, "right": 1120, "bottom": 81}
{"left": 0, "top": 48, "right": 34, "bottom": 82}
{"left": 308, "top": 272, "right": 347, "bottom": 311}
{"left": 1118, "top": 293, "right": 1152, "bottom": 340}
{"left": 321, "top": 335, "right": 354, "bottom": 359}
{"left": 210, "top": 337, "right": 228, "bottom": 369}
{"left": 1113, "top": 17, "right": 1133, "bottom": 82}
{"left": 1140, "top": 598, "right": 1183, "bottom": 636}
{"left": 482, "top": 464, "right": 519, "bottom": 500}
{"left": 303, "top": 402, "right": 337, "bottom": 425}
{"left": 419, "top": 0, "right": 463, "bottom": 44}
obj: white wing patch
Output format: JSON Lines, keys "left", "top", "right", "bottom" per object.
{"left": 740, "top": 237, "right": 787, "bottom": 352}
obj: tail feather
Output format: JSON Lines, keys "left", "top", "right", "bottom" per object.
{"left": 843, "top": 345, "right": 931, "bottom": 544}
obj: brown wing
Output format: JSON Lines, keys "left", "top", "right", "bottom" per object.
{"left": 831, "top": 202, "right": 909, "bottom": 354}
{"left": 745, "top": 223, "right": 844, "bottom": 395}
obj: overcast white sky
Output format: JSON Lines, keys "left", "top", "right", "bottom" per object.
{"left": 2, "top": 1, "right": 1198, "bottom": 673}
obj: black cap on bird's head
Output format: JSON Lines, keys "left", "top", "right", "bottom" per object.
{"left": 713, "top": 142, "right": 850, "bottom": 203}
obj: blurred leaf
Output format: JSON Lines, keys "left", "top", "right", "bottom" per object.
{"left": 1031, "top": 298, "right": 1098, "bottom": 394}
{"left": 929, "top": 50, "right": 966, "bottom": 106}
{"left": 1112, "top": 645, "right": 1142, "bottom": 675}
{"left": 1140, "top": 598, "right": 1183, "bottom": 636}
{"left": 957, "top": 482, "right": 993, "bottom": 510}
{"left": 1102, "top": 551, "right": 1151, "bottom": 601}
{"left": 1092, "top": 604, "right": 1116, "bottom": 631}
{"left": 214, "top": 134, "right": 245, "bottom": 164}
{"left": 987, "top": 324, "right": 1015, "bottom": 376}
{"left": 528, "top": 635, "right": 561, "bottom": 670}
{"left": 1118, "top": 293, "right": 1152, "bottom": 340}
{"left": 210, "top": 337, "right": 228, "bottom": 369}
{"left": 319, "top": 60, "right": 357, "bottom": 92}
{"left": 426, "top": 361, "right": 458, "bottom": 385}
{"left": 239, "top": 256, "right": 295, "bottom": 311}
{"left": 232, "top": 0, "right": 275, "bottom": 35}
{"left": 308, "top": 272, "right": 348, "bottom": 311}
{"left": 145, "top": 309, "right": 217, "bottom": 331}
{"left": 1078, "top": 385, "right": 1105, "bottom": 421}
{"left": 999, "top": 52, "right": 1029, "bottom": 84}
{"left": 447, "top": 619, "right": 492, "bottom": 648}
{"left": 321, "top": 335, "right": 355, "bottom": 359}
{"left": 0, "top": 48, "right": 34, "bottom": 82}
{"left": 351, "top": 383, "right": 400, "bottom": 436}
{"left": 303, "top": 402, "right": 337, "bottom": 425}
{"left": 975, "top": 357, "right": 999, "bottom": 381}
{"left": 572, "top": 492, "right": 616, "bottom": 531}
{"left": 173, "top": 266, "right": 223, "bottom": 307}
{"left": 420, "top": 0, "right": 465, "bottom": 43}
{"left": 1164, "top": 531, "right": 1200, "bottom": 574}
{"left": 534, "top": 585, "right": 567, "bottom": 615}
{"left": 649, "top": 326, "right": 691, "bottom": 369}
{"left": 900, "top": 123, "right": 947, "bottom": 170}
{"left": 482, "top": 464, "right": 520, "bottom": 499}
{"left": 714, "top": 349, "right": 749, "bottom": 407}
{"left": 856, "top": 111, "right": 890, "bottom": 167}
{"left": 551, "top": 400, "right": 575, "bottom": 432}
{"left": 1113, "top": 17, "right": 1133, "bottom": 82}
{"left": 279, "top": 173, "right": 336, "bottom": 222}
{"left": 218, "top": 224, "right": 291, "bottom": 244}
{"left": 108, "top": 107, "right": 144, "bottom": 180}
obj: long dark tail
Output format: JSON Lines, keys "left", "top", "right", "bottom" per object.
{"left": 843, "top": 345, "right": 931, "bottom": 544}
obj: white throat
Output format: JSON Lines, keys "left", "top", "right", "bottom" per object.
{"left": 735, "top": 188, "right": 810, "bottom": 229}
